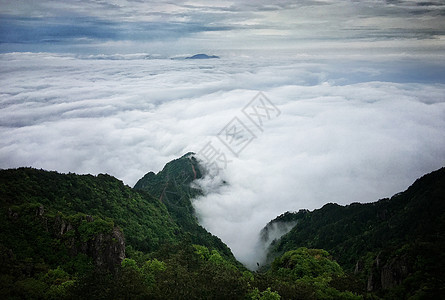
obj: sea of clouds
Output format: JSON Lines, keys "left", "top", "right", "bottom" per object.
{"left": 1, "top": 51, "right": 445, "bottom": 268}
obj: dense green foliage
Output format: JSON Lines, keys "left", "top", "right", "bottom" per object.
{"left": 134, "top": 153, "right": 237, "bottom": 262}
{"left": 267, "top": 167, "right": 445, "bottom": 298}
{"left": 0, "top": 154, "right": 245, "bottom": 299}
{"left": 0, "top": 203, "right": 105, "bottom": 299}
{"left": 0, "top": 168, "right": 178, "bottom": 253}
{"left": 271, "top": 248, "right": 344, "bottom": 280}
{"left": 267, "top": 248, "right": 361, "bottom": 300}
{"left": 1, "top": 154, "right": 443, "bottom": 299}
{"left": 65, "top": 243, "right": 358, "bottom": 300}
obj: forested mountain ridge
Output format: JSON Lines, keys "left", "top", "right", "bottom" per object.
{"left": 264, "top": 167, "right": 445, "bottom": 298}
{"left": 1, "top": 154, "right": 444, "bottom": 299}
{"left": 0, "top": 154, "right": 246, "bottom": 299}
{"left": 0, "top": 167, "right": 179, "bottom": 253}
{"left": 0, "top": 167, "right": 184, "bottom": 298}
{"left": 133, "top": 152, "right": 237, "bottom": 263}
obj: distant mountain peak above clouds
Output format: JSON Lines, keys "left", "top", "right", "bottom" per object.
{"left": 185, "top": 54, "right": 220, "bottom": 59}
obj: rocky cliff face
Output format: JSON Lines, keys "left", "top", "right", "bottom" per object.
{"left": 54, "top": 213, "right": 125, "bottom": 272}
{"left": 365, "top": 252, "right": 411, "bottom": 291}
{"left": 380, "top": 255, "right": 410, "bottom": 289}
{"left": 10, "top": 204, "right": 126, "bottom": 272}
{"left": 85, "top": 226, "right": 125, "bottom": 271}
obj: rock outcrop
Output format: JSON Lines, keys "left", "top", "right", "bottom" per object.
{"left": 88, "top": 227, "right": 125, "bottom": 271}
{"left": 366, "top": 253, "right": 410, "bottom": 291}
{"left": 11, "top": 204, "right": 126, "bottom": 272}
{"left": 53, "top": 213, "right": 125, "bottom": 272}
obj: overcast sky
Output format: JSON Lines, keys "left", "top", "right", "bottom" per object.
{"left": 1, "top": 0, "right": 445, "bottom": 54}
{"left": 1, "top": 0, "right": 445, "bottom": 269}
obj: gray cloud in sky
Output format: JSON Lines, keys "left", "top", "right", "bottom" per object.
{"left": 1, "top": 0, "right": 445, "bottom": 53}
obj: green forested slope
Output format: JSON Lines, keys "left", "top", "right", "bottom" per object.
{"left": 1, "top": 155, "right": 443, "bottom": 299}
{"left": 134, "top": 152, "right": 236, "bottom": 262}
{"left": 0, "top": 167, "right": 178, "bottom": 253}
{"left": 266, "top": 167, "right": 445, "bottom": 298}
{"left": 0, "top": 155, "right": 248, "bottom": 299}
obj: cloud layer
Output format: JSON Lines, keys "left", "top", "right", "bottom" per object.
{"left": 1, "top": 0, "right": 445, "bottom": 270}
{"left": 1, "top": 51, "right": 445, "bottom": 268}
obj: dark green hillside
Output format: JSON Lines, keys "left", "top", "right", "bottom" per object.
{"left": 0, "top": 167, "right": 179, "bottom": 253}
{"left": 0, "top": 155, "right": 248, "bottom": 299}
{"left": 134, "top": 152, "right": 202, "bottom": 224}
{"left": 1, "top": 154, "right": 444, "bottom": 299}
{"left": 134, "top": 152, "right": 236, "bottom": 262}
{"left": 267, "top": 167, "right": 445, "bottom": 298}
{"left": 0, "top": 166, "right": 185, "bottom": 298}
{"left": 0, "top": 160, "right": 246, "bottom": 299}
{"left": 259, "top": 210, "right": 309, "bottom": 251}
